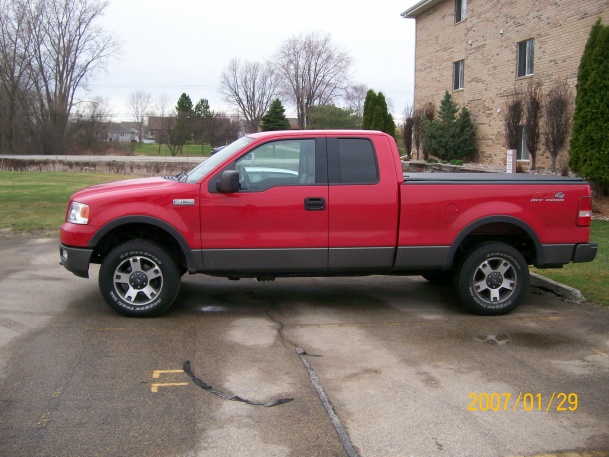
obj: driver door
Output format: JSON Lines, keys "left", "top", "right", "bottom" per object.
{"left": 199, "top": 138, "right": 329, "bottom": 273}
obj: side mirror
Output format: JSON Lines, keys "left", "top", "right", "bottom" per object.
{"left": 216, "top": 170, "right": 240, "bottom": 193}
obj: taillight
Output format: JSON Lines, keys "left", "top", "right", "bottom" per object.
{"left": 577, "top": 196, "right": 592, "bottom": 227}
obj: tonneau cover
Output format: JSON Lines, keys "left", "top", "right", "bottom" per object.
{"left": 402, "top": 172, "right": 587, "bottom": 184}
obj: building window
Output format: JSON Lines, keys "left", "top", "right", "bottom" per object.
{"left": 518, "top": 126, "right": 530, "bottom": 161}
{"left": 455, "top": 0, "right": 466, "bottom": 22}
{"left": 453, "top": 60, "right": 464, "bottom": 90}
{"left": 517, "top": 39, "right": 535, "bottom": 77}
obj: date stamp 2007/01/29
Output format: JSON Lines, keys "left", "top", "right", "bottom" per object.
{"left": 468, "top": 392, "right": 578, "bottom": 412}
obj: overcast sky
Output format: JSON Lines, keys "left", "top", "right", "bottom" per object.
{"left": 85, "top": 0, "right": 419, "bottom": 123}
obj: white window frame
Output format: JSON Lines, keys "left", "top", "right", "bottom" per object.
{"left": 453, "top": 60, "right": 464, "bottom": 90}
{"left": 455, "top": 0, "right": 467, "bottom": 23}
{"left": 518, "top": 126, "right": 530, "bottom": 161}
{"left": 517, "top": 39, "right": 535, "bottom": 77}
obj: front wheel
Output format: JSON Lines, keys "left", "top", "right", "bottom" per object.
{"left": 99, "top": 240, "right": 181, "bottom": 317}
{"left": 456, "top": 242, "right": 529, "bottom": 316}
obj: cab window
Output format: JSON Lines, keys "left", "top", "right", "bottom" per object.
{"left": 211, "top": 139, "right": 319, "bottom": 192}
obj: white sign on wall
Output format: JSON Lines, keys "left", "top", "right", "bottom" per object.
{"left": 506, "top": 149, "right": 517, "bottom": 173}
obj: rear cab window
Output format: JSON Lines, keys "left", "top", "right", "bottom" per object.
{"left": 327, "top": 137, "right": 379, "bottom": 184}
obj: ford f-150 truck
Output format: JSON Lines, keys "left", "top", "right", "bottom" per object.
{"left": 59, "top": 130, "right": 597, "bottom": 317}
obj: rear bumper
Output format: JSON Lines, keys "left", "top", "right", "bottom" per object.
{"left": 573, "top": 243, "right": 598, "bottom": 263}
{"left": 59, "top": 243, "right": 93, "bottom": 278}
{"left": 538, "top": 243, "right": 598, "bottom": 267}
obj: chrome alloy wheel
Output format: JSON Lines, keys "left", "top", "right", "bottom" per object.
{"left": 112, "top": 255, "right": 164, "bottom": 306}
{"left": 471, "top": 256, "right": 517, "bottom": 304}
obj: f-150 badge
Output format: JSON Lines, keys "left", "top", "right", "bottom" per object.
{"left": 173, "top": 199, "right": 195, "bottom": 206}
{"left": 531, "top": 192, "right": 565, "bottom": 202}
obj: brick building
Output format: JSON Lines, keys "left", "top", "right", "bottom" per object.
{"left": 402, "top": 0, "right": 608, "bottom": 168}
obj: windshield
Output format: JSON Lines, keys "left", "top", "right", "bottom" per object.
{"left": 185, "top": 136, "right": 254, "bottom": 183}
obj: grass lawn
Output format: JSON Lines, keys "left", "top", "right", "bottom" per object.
{"left": 134, "top": 142, "right": 211, "bottom": 157}
{"left": 0, "top": 170, "right": 606, "bottom": 306}
{"left": 0, "top": 171, "right": 138, "bottom": 233}
{"left": 534, "top": 220, "right": 609, "bottom": 306}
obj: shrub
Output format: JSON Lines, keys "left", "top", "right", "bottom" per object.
{"left": 422, "top": 91, "right": 476, "bottom": 161}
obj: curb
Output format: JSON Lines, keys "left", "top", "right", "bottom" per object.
{"left": 530, "top": 272, "right": 584, "bottom": 302}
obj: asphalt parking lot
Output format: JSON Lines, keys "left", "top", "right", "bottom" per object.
{"left": 1, "top": 237, "right": 608, "bottom": 457}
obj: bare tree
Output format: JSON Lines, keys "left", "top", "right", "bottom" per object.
{"left": 273, "top": 32, "right": 352, "bottom": 129}
{"left": 524, "top": 81, "right": 543, "bottom": 170}
{"left": 0, "top": 0, "right": 33, "bottom": 153}
{"left": 205, "top": 113, "right": 241, "bottom": 148}
{"left": 412, "top": 107, "right": 423, "bottom": 160}
{"left": 220, "top": 59, "right": 279, "bottom": 134}
{"left": 70, "top": 96, "right": 110, "bottom": 152}
{"left": 544, "top": 79, "right": 573, "bottom": 172}
{"left": 503, "top": 87, "right": 524, "bottom": 150}
{"left": 128, "top": 90, "right": 153, "bottom": 142}
{"left": 25, "top": 0, "right": 120, "bottom": 154}
{"left": 152, "top": 93, "right": 173, "bottom": 153}
{"left": 402, "top": 104, "right": 414, "bottom": 160}
{"left": 344, "top": 83, "right": 368, "bottom": 116}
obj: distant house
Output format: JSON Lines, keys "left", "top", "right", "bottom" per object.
{"left": 402, "top": 0, "right": 608, "bottom": 168}
{"left": 106, "top": 123, "right": 138, "bottom": 143}
{"left": 147, "top": 116, "right": 176, "bottom": 144}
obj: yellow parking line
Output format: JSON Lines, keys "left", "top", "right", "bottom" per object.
{"left": 152, "top": 369, "right": 184, "bottom": 379}
{"left": 150, "top": 382, "right": 188, "bottom": 393}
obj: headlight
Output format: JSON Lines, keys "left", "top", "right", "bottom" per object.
{"left": 67, "top": 201, "right": 90, "bottom": 224}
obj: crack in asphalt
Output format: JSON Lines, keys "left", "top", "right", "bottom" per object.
{"left": 266, "top": 309, "right": 360, "bottom": 457}
{"left": 183, "top": 360, "right": 294, "bottom": 407}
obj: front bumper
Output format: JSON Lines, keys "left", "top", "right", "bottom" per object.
{"left": 59, "top": 243, "right": 93, "bottom": 278}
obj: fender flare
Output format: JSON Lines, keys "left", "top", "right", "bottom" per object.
{"left": 445, "top": 215, "right": 542, "bottom": 269}
{"left": 89, "top": 215, "right": 198, "bottom": 272}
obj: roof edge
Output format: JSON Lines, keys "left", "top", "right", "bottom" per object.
{"left": 401, "top": 0, "right": 447, "bottom": 18}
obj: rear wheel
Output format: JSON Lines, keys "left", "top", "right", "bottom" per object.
{"left": 99, "top": 240, "right": 181, "bottom": 317}
{"left": 456, "top": 242, "right": 529, "bottom": 315}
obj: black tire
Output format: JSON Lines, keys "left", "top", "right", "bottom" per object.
{"left": 99, "top": 240, "right": 181, "bottom": 317}
{"left": 456, "top": 242, "right": 529, "bottom": 316}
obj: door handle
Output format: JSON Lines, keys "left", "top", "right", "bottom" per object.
{"left": 304, "top": 197, "right": 326, "bottom": 211}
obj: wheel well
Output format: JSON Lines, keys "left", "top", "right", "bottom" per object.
{"left": 90, "top": 223, "right": 187, "bottom": 272}
{"left": 453, "top": 222, "right": 537, "bottom": 267}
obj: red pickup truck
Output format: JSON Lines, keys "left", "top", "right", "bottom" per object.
{"left": 59, "top": 130, "right": 597, "bottom": 317}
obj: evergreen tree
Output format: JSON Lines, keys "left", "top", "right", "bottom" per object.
{"left": 362, "top": 89, "right": 395, "bottom": 136}
{"left": 176, "top": 93, "right": 193, "bottom": 115}
{"left": 378, "top": 92, "right": 396, "bottom": 137}
{"left": 362, "top": 89, "right": 377, "bottom": 129}
{"left": 260, "top": 99, "right": 290, "bottom": 131}
{"left": 422, "top": 91, "right": 476, "bottom": 161}
{"left": 193, "top": 98, "right": 213, "bottom": 153}
{"left": 570, "top": 19, "right": 609, "bottom": 190}
{"left": 194, "top": 98, "right": 212, "bottom": 118}
{"left": 168, "top": 93, "right": 194, "bottom": 156}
